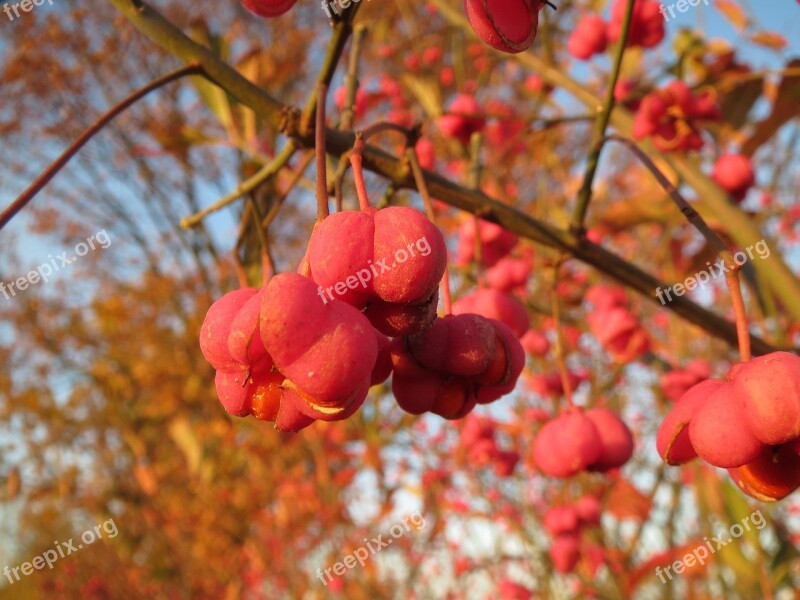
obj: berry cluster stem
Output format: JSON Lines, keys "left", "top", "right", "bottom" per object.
{"left": 349, "top": 134, "right": 371, "bottom": 210}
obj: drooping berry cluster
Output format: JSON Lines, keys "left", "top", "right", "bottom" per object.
{"left": 657, "top": 351, "right": 800, "bottom": 501}
{"left": 200, "top": 202, "right": 532, "bottom": 430}
{"left": 543, "top": 496, "right": 603, "bottom": 573}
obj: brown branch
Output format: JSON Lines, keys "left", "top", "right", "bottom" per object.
{"left": 102, "top": 0, "right": 788, "bottom": 356}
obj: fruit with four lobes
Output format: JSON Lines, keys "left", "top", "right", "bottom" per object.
{"left": 657, "top": 379, "right": 725, "bottom": 465}
{"left": 464, "top": 0, "right": 552, "bottom": 54}
{"left": 260, "top": 272, "right": 378, "bottom": 420}
{"left": 543, "top": 506, "right": 579, "bottom": 537}
{"left": 533, "top": 410, "right": 603, "bottom": 478}
{"left": 390, "top": 314, "right": 525, "bottom": 419}
{"left": 607, "top": 0, "right": 665, "bottom": 48}
{"left": 567, "top": 15, "right": 608, "bottom": 60}
{"left": 307, "top": 206, "right": 447, "bottom": 336}
{"left": 199, "top": 288, "right": 314, "bottom": 432}
{"left": 240, "top": 0, "right": 298, "bottom": 18}
{"left": 486, "top": 256, "right": 531, "bottom": 293}
{"left": 712, "top": 153, "right": 755, "bottom": 202}
{"left": 520, "top": 329, "right": 550, "bottom": 357}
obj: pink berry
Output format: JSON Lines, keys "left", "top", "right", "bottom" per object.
{"left": 567, "top": 15, "right": 608, "bottom": 60}
{"left": 533, "top": 410, "right": 602, "bottom": 478}
{"left": 464, "top": 0, "right": 550, "bottom": 54}
{"left": 731, "top": 351, "right": 800, "bottom": 445}
{"left": 584, "top": 408, "right": 635, "bottom": 472}
{"left": 712, "top": 153, "right": 755, "bottom": 202}
{"left": 240, "top": 0, "right": 298, "bottom": 18}
{"left": 688, "top": 383, "right": 765, "bottom": 468}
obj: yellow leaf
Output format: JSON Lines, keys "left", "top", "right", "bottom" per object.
{"left": 749, "top": 31, "right": 788, "bottom": 50}
{"left": 714, "top": 0, "right": 749, "bottom": 31}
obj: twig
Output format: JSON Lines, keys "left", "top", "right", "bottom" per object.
{"left": 0, "top": 64, "right": 204, "bottom": 231}
{"left": 340, "top": 24, "right": 367, "bottom": 131}
{"left": 316, "top": 82, "right": 330, "bottom": 222}
{"left": 180, "top": 143, "right": 296, "bottom": 228}
{"left": 406, "top": 143, "right": 452, "bottom": 315}
{"left": 571, "top": 0, "right": 636, "bottom": 232}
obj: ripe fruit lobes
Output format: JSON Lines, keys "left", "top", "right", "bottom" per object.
{"left": 688, "top": 383, "right": 764, "bottom": 468}
{"left": 712, "top": 153, "right": 755, "bottom": 202}
{"left": 731, "top": 351, "right": 800, "bottom": 445}
{"left": 260, "top": 273, "right": 377, "bottom": 411}
{"left": 200, "top": 288, "right": 260, "bottom": 371}
{"left": 568, "top": 15, "right": 607, "bottom": 60}
{"left": 533, "top": 411, "right": 602, "bottom": 478}
{"left": 584, "top": 408, "right": 634, "bottom": 472}
{"left": 241, "top": 0, "right": 298, "bottom": 18}
{"left": 391, "top": 315, "right": 524, "bottom": 419}
{"left": 307, "top": 206, "right": 447, "bottom": 336}
{"left": 728, "top": 445, "right": 800, "bottom": 502}
{"left": 464, "top": 0, "right": 547, "bottom": 54}
{"left": 656, "top": 379, "right": 724, "bottom": 465}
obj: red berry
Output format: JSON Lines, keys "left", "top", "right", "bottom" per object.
{"left": 533, "top": 410, "right": 602, "bottom": 478}
{"left": 567, "top": 15, "right": 608, "bottom": 60}
{"left": 241, "top": 0, "right": 298, "bottom": 18}
{"left": 712, "top": 153, "right": 755, "bottom": 202}
{"left": 438, "top": 94, "right": 485, "bottom": 144}
{"left": 543, "top": 506, "right": 580, "bottom": 537}
{"left": 731, "top": 351, "right": 800, "bottom": 445}
{"left": 453, "top": 288, "right": 530, "bottom": 338}
{"left": 549, "top": 535, "right": 580, "bottom": 573}
{"left": 688, "top": 382, "right": 765, "bottom": 468}
{"left": 464, "top": 0, "right": 550, "bottom": 54}
{"left": 657, "top": 379, "right": 724, "bottom": 465}
{"left": 584, "top": 408, "right": 635, "bottom": 471}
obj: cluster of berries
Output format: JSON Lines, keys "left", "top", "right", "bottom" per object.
{"left": 586, "top": 285, "right": 650, "bottom": 364}
{"left": 459, "top": 414, "right": 520, "bottom": 477}
{"left": 657, "top": 351, "right": 800, "bottom": 501}
{"left": 200, "top": 201, "right": 532, "bottom": 429}
{"left": 543, "top": 496, "right": 603, "bottom": 573}
{"left": 568, "top": 0, "right": 665, "bottom": 61}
